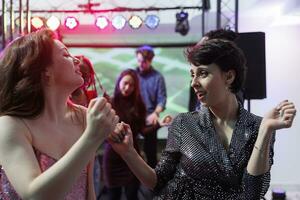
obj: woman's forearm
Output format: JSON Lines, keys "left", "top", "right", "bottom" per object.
{"left": 26, "top": 132, "right": 100, "bottom": 200}
{"left": 247, "top": 125, "right": 273, "bottom": 175}
{"left": 121, "top": 148, "right": 157, "bottom": 189}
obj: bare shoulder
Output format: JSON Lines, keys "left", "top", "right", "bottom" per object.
{"left": 0, "top": 115, "right": 24, "bottom": 136}
{"left": 71, "top": 104, "right": 87, "bottom": 129}
{"left": 0, "top": 116, "right": 32, "bottom": 145}
{"left": 0, "top": 116, "right": 39, "bottom": 197}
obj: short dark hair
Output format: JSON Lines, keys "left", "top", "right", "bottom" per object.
{"left": 204, "top": 28, "right": 239, "bottom": 41}
{"left": 186, "top": 39, "right": 246, "bottom": 93}
{"left": 135, "top": 45, "right": 155, "bottom": 61}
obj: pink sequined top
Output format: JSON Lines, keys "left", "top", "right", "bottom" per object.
{"left": 0, "top": 147, "right": 88, "bottom": 200}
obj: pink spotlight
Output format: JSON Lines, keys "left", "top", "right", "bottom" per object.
{"left": 95, "top": 16, "right": 109, "bottom": 30}
{"left": 65, "top": 16, "right": 79, "bottom": 30}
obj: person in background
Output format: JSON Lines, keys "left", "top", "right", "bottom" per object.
{"left": 0, "top": 29, "right": 118, "bottom": 199}
{"left": 189, "top": 28, "right": 244, "bottom": 111}
{"left": 135, "top": 45, "right": 167, "bottom": 169}
{"left": 70, "top": 55, "right": 98, "bottom": 107}
{"left": 103, "top": 69, "right": 146, "bottom": 200}
{"left": 108, "top": 39, "right": 296, "bottom": 199}
{"left": 103, "top": 69, "right": 172, "bottom": 200}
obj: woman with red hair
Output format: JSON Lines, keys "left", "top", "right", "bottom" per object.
{"left": 70, "top": 55, "right": 98, "bottom": 107}
{"left": 0, "top": 29, "right": 118, "bottom": 199}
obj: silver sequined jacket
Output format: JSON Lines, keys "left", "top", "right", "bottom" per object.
{"left": 153, "top": 105, "right": 275, "bottom": 200}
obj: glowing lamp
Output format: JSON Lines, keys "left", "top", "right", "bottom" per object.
{"left": 128, "top": 15, "right": 143, "bottom": 29}
{"left": 95, "top": 16, "right": 109, "bottom": 30}
{"left": 46, "top": 16, "right": 60, "bottom": 31}
{"left": 112, "top": 15, "right": 126, "bottom": 30}
{"left": 145, "top": 15, "right": 160, "bottom": 29}
{"left": 31, "top": 17, "right": 44, "bottom": 29}
{"left": 65, "top": 16, "right": 79, "bottom": 30}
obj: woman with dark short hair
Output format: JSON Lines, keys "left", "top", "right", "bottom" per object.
{"left": 108, "top": 39, "right": 296, "bottom": 199}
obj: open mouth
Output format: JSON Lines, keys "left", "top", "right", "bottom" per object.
{"left": 195, "top": 91, "right": 206, "bottom": 100}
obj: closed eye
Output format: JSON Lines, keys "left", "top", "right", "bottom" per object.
{"left": 62, "top": 48, "right": 73, "bottom": 58}
{"left": 63, "top": 52, "right": 72, "bottom": 58}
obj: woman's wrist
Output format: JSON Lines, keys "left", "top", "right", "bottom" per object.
{"left": 255, "top": 121, "right": 274, "bottom": 152}
{"left": 260, "top": 119, "right": 276, "bottom": 133}
{"left": 84, "top": 127, "right": 105, "bottom": 145}
{"left": 258, "top": 120, "right": 275, "bottom": 139}
{"left": 121, "top": 147, "right": 138, "bottom": 160}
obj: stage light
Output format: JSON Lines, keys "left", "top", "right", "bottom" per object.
{"left": 145, "top": 14, "right": 160, "bottom": 29}
{"left": 95, "top": 16, "right": 109, "bottom": 30}
{"left": 112, "top": 15, "right": 126, "bottom": 30}
{"left": 175, "top": 11, "right": 189, "bottom": 36}
{"left": 31, "top": 17, "right": 44, "bottom": 29}
{"left": 65, "top": 16, "right": 79, "bottom": 30}
{"left": 46, "top": 16, "right": 60, "bottom": 31}
{"left": 128, "top": 15, "right": 143, "bottom": 29}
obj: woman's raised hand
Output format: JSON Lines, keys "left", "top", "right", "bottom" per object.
{"left": 262, "top": 100, "right": 296, "bottom": 132}
{"left": 86, "top": 97, "right": 119, "bottom": 143}
{"left": 108, "top": 122, "right": 134, "bottom": 156}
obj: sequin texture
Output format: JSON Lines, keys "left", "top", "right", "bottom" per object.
{"left": 0, "top": 148, "right": 88, "bottom": 199}
{"left": 153, "top": 105, "right": 275, "bottom": 200}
